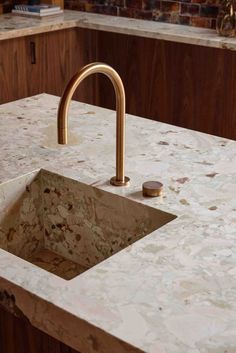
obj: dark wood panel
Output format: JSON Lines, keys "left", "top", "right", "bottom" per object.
{"left": 1, "top": 27, "right": 236, "bottom": 139}
{"left": 40, "top": 28, "right": 98, "bottom": 104}
{"left": 0, "top": 306, "right": 80, "bottom": 353}
{"left": 0, "top": 36, "right": 29, "bottom": 104}
{"left": 0, "top": 28, "right": 98, "bottom": 105}
{"left": 96, "top": 31, "right": 236, "bottom": 140}
{"left": 72, "top": 28, "right": 98, "bottom": 104}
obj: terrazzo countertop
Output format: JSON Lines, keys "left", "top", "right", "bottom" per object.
{"left": 0, "top": 93, "right": 236, "bottom": 353}
{"left": 1, "top": 10, "right": 236, "bottom": 50}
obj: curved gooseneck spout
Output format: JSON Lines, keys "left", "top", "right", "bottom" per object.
{"left": 57, "top": 62, "right": 130, "bottom": 187}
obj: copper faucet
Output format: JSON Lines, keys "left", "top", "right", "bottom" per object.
{"left": 57, "top": 62, "right": 130, "bottom": 186}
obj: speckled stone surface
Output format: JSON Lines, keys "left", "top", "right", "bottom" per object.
{"left": 1, "top": 10, "right": 236, "bottom": 50}
{"left": 0, "top": 94, "right": 236, "bottom": 353}
{"left": 0, "top": 168, "right": 174, "bottom": 280}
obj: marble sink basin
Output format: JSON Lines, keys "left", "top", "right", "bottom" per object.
{"left": 0, "top": 170, "right": 176, "bottom": 280}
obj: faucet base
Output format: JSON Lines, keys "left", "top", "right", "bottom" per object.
{"left": 110, "top": 176, "right": 130, "bottom": 187}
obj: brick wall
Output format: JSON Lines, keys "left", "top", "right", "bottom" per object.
{"left": 65, "top": 0, "right": 220, "bottom": 29}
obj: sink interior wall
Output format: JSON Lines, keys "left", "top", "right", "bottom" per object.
{"left": 41, "top": 170, "right": 175, "bottom": 269}
{"left": 0, "top": 171, "right": 44, "bottom": 259}
{"left": 0, "top": 170, "right": 176, "bottom": 280}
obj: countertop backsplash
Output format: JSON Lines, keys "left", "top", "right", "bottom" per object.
{"left": 64, "top": 0, "right": 220, "bottom": 29}
{"left": 0, "top": 0, "right": 220, "bottom": 30}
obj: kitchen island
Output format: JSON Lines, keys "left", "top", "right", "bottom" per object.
{"left": 0, "top": 94, "right": 235, "bottom": 353}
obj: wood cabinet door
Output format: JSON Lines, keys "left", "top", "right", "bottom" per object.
{"left": 0, "top": 36, "right": 30, "bottom": 104}
{"left": 0, "top": 306, "right": 81, "bottom": 353}
{"left": 0, "top": 28, "right": 98, "bottom": 105}
{"left": 96, "top": 30, "right": 236, "bottom": 140}
{"left": 29, "top": 28, "right": 98, "bottom": 104}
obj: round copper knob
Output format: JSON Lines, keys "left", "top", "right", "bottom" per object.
{"left": 142, "top": 181, "right": 163, "bottom": 197}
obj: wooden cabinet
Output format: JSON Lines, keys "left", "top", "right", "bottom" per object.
{"left": 0, "top": 35, "right": 29, "bottom": 103}
{"left": 34, "top": 28, "right": 98, "bottom": 103}
{"left": 0, "top": 306, "right": 80, "bottom": 353}
{"left": 0, "top": 28, "right": 98, "bottom": 105}
{"left": 1, "top": 27, "right": 236, "bottom": 139}
{"left": 96, "top": 31, "right": 236, "bottom": 140}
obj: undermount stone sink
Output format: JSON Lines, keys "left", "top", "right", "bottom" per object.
{"left": 0, "top": 170, "right": 176, "bottom": 280}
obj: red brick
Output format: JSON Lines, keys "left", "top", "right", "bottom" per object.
{"left": 142, "top": 0, "right": 161, "bottom": 10}
{"left": 181, "top": 2, "right": 200, "bottom": 15}
{"left": 179, "top": 14, "right": 191, "bottom": 24}
{"left": 119, "top": 7, "right": 136, "bottom": 16}
{"left": 190, "top": 15, "right": 213, "bottom": 27}
{"left": 135, "top": 9, "right": 153, "bottom": 18}
{"left": 161, "top": 0, "right": 180, "bottom": 12}
{"left": 126, "top": 0, "right": 142, "bottom": 9}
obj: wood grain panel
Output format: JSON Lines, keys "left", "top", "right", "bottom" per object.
{"left": 0, "top": 28, "right": 98, "bottom": 105}
{"left": 0, "top": 36, "right": 29, "bottom": 104}
{"left": 39, "top": 28, "right": 98, "bottom": 104}
{"left": 0, "top": 306, "right": 80, "bottom": 353}
{"left": 1, "top": 28, "right": 236, "bottom": 139}
{"left": 96, "top": 30, "right": 236, "bottom": 140}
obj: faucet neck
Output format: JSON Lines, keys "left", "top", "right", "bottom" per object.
{"left": 57, "top": 63, "right": 130, "bottom": 186}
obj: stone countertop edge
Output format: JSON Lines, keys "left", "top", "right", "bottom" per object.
{"left": 0, "top": 93, "right": 235, "bottom": 353}
{"left": 1, "top": 10, "right": 236, "bottom": 50}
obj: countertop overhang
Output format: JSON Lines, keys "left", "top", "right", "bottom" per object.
{"left": 0, "top": 94, "right": 235, "bottom": 353}
{"left": 1, "top": 10, "right": 236, "bottom": 50}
